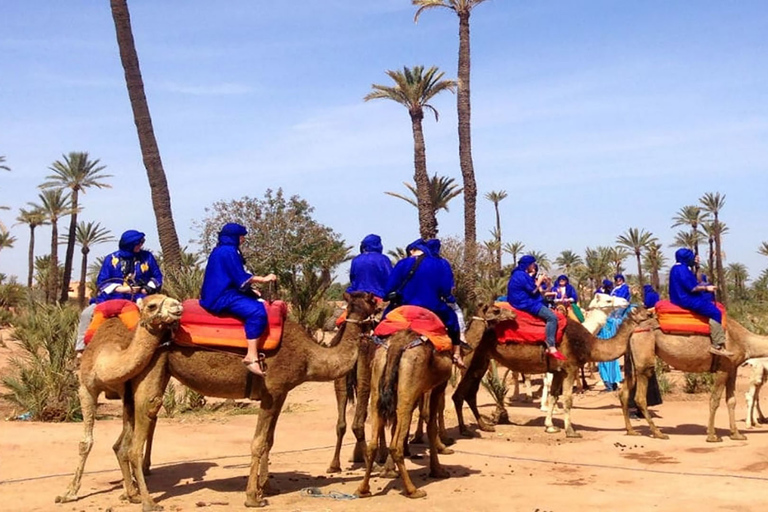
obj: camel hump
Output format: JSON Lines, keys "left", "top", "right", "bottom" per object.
{"left": 374, "top": 305, "right": 452, "bottom": 351}
{"left": 84, "top": 300, "right": 140, "bottom": 345}
{"left": 656, "top": 300, "right": 727, "bottom": 335}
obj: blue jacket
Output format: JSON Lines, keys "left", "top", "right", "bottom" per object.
{"left": 506, "top": 255, "right": 544, "bottom": 315}
{"left": 94, "top": 230, "right": 162, "bottom": 304}
{"left": 611, "top": 283, "right": 631, "bottom": 301}
{"left": 346, "top": 234, "right": 392, "bottom": 298}
{"left": 643, "top": 284, "right": 660, "bottom": 308}
{"left": 552, "top": 275, "right": 578, "bottom": 302}
{"left": 200, "top": 223, "right": 254, "bottom": 313}
{"left": 669, "top": 248, "right": 721, "bottom": 321}
{"left": 425, "top": 238, "right": 457, "bottom": 303}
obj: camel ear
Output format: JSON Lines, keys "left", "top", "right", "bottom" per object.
{"left": 342, "top": 291, "right": 351, "bottom": 303}
{"left": 136, "top": 297, "right": 145, "bottom": 310}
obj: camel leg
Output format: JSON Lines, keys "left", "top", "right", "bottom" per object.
{"left": 633, "top": 369, "right": 667, "bottom": 439}
{"left": 540, "top": 372, "right": 554, "bottom": 412}
{"left": 745, "top": 381, "right": 756, "bottom": 429}
{"left": 245, "top": 394, "right": 286, "bottom": 508}
{"left": 428, "top": 382, "right": 451, "bottom": 477}
{"left": 725, "top": 370, "right": 746, "bottom": 441}
{"left": 618, "top": 369, "right": 639, "bottom": 436}
{"left": 258, "top": 394, "right": 287, "bottom": 497}
{"left": 355, "top": 398, "right": 386, "bottom": 497}
{"left": 452, "top": 355, "right": 494, "bottom": 436}
{"left": 391, "top": 391, "right": 425, "bottom": 498}
{"left": 114, "top": 389, "right": 141, "bottom": 503}
{"left": 55, "top": 385, "right": 98, "bottom": 503}
{"left": 436, "top": 389, "right": 455, "bottom": 448}
{"left": 378, "top": 422, "right": 399, "bottom": 478}
{"left": 430, "top": 387, "right": 453, "bottom": 454}
{"left": 130, "top": 386, "right": 166, "bottom": 511}
{"left": 141, "top": 417, "right": 157, "bottom": 475}
{"left": 706, "top": 370, "right": 728, "bottom": 443}
{"left": 756, "top": 381, "right": 767, "bottom": 424}
{"left": 351, "top": 356, "right": 373, "bottom": 463}
{"left": 327, "top": 376, "right": 348, "bottom": 473}
{"left": 544, "top": 372, "right": 561, "bottom": 434}
{"left": 410, "top": 393, "right": 427, "bottom": 444}
{"left": 561, "top": 369, "right": 581, "bottom": 438}
{"left": 511, "top": 371, "right": 521, "bottom": 400}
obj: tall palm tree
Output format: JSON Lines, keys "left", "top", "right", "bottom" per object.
{"left": 41, "top": 152, "right": 112, "bottom": 302}
{"left": 15, "top": 207, "right": 48, "bottom": 287}
{"left": 555, "top": 250, "right": 583, "bottom": 276}
{"left": 616, "top": 228, "right": 657, "bottom": 288}
{"left": 699, "top": 192, "right": 727, "bottom": 305}
{"left": 759, "top": 241, "right": 768, "bottom": 258}
{"left": 74, "top": 221, "right": 114, "bottom": 308}
{"left": 36, "top": 189, "right": 71, "bottom": 302}
{"left": 502, "top": 240, "right": 525, "bottom": 267}
{"left": 671, "top": 205, "right": 708, "bottom": 258}
{"left": 110, "top": 0, "right": 183, "bottom": 270}
{"left": 642, "top": 241, "right": 666, "bottom": 291}
{"left": 527, "top": 250, "right": 550, "bottom": 273}
{"left": 365, "top": 65, "right": 456, "bottom": 239}
{"left": 607, "top": 246, "right": 630, "bottom": 276}
{"left": 485, "top": 190, "right": 507, "bottom": 274}
{"left": 726, "top": 262, "right": 748, "bottom": 299}
{"left": 414, "top": 0, "right": 488, "bottom": 303}
{"left": 385, "top": 173, "right": 463, "bottom": 226}
{"left": 584, "top": 246, "right": 613, "bottom": 291}
{"left": 0, "top": 227, "right": 16, "bottom": 254}
{"left": 0, "top": 155, "right": 9, "bottom": 172}
{"left": 670, "top": 230, "right": 705, "bottom": 252}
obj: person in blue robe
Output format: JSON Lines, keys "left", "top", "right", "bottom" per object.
{"left": 699, "top": 274, "right": 716, "bottom": 303}
{"left": 642, "top": 284, "right": 660, "bottom": 309}
{"left": 611, "top": 274, "right": 631, "bottom": 301}
{"left": 424, "top": 238, "right": 468, "bottom": 340}
{"left": 383, "top": 238, "right": 464, "bottom": 366}
{"left": 346, "top": 234, "right": 392, "bottom": 298}
{"left": 75, "top": 230, "right": 163, "bottom": 353}
{"left": 595, "top": 278, "right": 613, "bottom": 295}
{"left": 669, "top": 248, "right": 731, "bottom": 356}
{"left": 200, "top": 223, "right": 277, "bottom": 376}
{"left": 506, "top": 255, "right": 566, "bottom": 360}
{"left": 552, "top": 274, "right": 578, "bottom": 305}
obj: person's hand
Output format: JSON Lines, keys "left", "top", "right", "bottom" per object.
{"left": 707, "top": 285, "right": 716, "bottom": 292}
{"left": 115, "top": 285, "right": 132, "bottom": 293}
{"left": 452, "top": 347, "right": 466, "bottom": 369}
{"left": 265, "top": 273, "right": 277, "bottom": 282}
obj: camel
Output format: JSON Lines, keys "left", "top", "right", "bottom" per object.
{"left": 744, "top": 358, "right": 768, "bottom": 428}
{"left": 620, "top": 319, "right": 768, "bottom": 441}
{"left": 125, "top": 291, "right": 378, "bottom": 510}
{"left": 355, "top": 304, "right": 516, "bottom": 500}
{"left": 55, "top": 295, "right": 184, "bottom": 505}
{"left": 453, "top": 306, "right": 649, "bottom": 439}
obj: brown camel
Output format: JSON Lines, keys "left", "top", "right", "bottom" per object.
{"left": 619, "top": 318, "right": 768, "bottom": 442}
{"left": 126, "top": 291, "right": 378, "bottom": 510}
{"left": 55, "top": 295, "right": 184, "bottom": 505}
{"left": 355, "top": 304, "right": 515, "bottom": 499}
{"left": 453, "top": 306, "right": 649, "bottom": 438}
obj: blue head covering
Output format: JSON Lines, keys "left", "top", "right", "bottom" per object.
{"left": 602, "top": 279, "right": 612, "bottom": 288}
{"left": 675, "top": 248, "right": 695, "bottom": 266}
{"left": 614, "top": 274, "right": 625, "bottom": 282}
{"left": 425, "top": 239, "right": 441, "bottom": 257}
{"left": 218, "top": 223, "right": 247, "bottom": 247}
{"left": 516, "top": 255, "right": 536, "bottom": 270}
{"left": 359, "top": 234, "right": 383, "bottom": 254}
{"left": 406, "top": 238, "right": 432, "bottom": 256}
{"left": 556, "top": 274, "right": 569, "bottom": 285}
{"left": 701, "top": 274, "right": 709, "bottom": 283}
{"left": 643, "top": 284, "right": 660, "bottom": 308}
{"left": 117, "top": 230, "right": 145, "bottom": 258}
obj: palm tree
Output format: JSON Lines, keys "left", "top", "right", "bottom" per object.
{"left": 527, "top": 250, "right": 550, "bottom": 273}
{"left": 726, "top": 262, "right": 748, "bottom": 299}
{"left": 36, "top": 189, "right": 71, "bottom": 302}
{"left": 699, "top": 192, "right": 727, "bottom": 305}
{"left": 365, "top": 65, "right": 456, "bottom": 239}
{"left": 41, "top": 152, "right": 112, "bottom": 302}
{"left": 414, "top": 0, "right": 488, "bottom": 304}
{"left": 642, "top": 241, "right": 666, "bottom": 291}
{"left": 758, "top": 241, "right": 768, "bottom": 258}
{"left": 502, "top": 241, "right": 525, "bottom": 267}
{"left": 584, "top": 246, "right": 612, "bottom": 292}
{"left": 607, "top": 246, "right": 630, "bottom": 276}
{"left": 0, "top": 227, "right": 16, "bottom": 254}
{"left": 110, "top": 0, "right": 183, "bottom": 270}
{"left": 671, "top": 205, "right": 708, "bottom": 258}
{"left": 15, "top": 207, "right": 48, "bottom": 287}
{"left": 555, "top": 250, "right": 583, "bottom": 276}
{"left": 385, "top": 173, "right": 463, "bottom": 225}
{"left": 616, "top": 228, "right": 657, "bottom": 288}
{"left": 74, "top": 221, "right": 114, "bottom": 307}
{"left": 0, "top": 155, "right": 9, "bottom": 172}
{"left": 485, "top": 190, "right": 507, "bottom": 274}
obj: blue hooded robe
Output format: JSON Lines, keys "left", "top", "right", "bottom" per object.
{"left": 93, "top": 229, "right": 163, "bottom": 304}
{"left": 611, "top": 274, "right": 631, "bottom": 301}
{"left": 642, "top": 284, "right": 660, "bottom": 308}
{"left": 669, "top": 248, "right": 721, "bottom": 322}
{"left": 552, "top": 275, "right": 579, "bottom": 303}
{"left": 506, "top": 255, "right": 545, "bottom": 315}
{"left": 200, "top": 223, "right": 267, "bottom": 339}
{"left": 346, "top": 234, "right": 393, "bottom": 298}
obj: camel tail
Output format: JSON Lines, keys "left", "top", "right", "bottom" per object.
{"left": 346, "top": 363, "right": 357, "bottom": 405}
{"left": 378, "top": 335, "right": 410, "bottom": 423}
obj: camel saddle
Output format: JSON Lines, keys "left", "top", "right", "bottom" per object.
{"left": 655, "top": 300, "right": 727, "bottom": 335}
{"left": 84, "top": 299, "right": 141, "bottom": 345}
{"left": 493, "top": 302, "right": 567, "bottom": 345}
{"left": 373, "top": 305, "right": 452, "bottom": 352}
{"left": 175, "top": 299, "right": 287, "bottom": 351}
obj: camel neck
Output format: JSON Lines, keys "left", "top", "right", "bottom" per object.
{"left": 589, "top": 315, "right": 637, "bottom": 362}
{"left": 304, "top": 318, "right": 364, "bottom": 381}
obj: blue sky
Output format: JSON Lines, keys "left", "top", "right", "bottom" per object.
{"left": 1, "top": 1, "right": 767, "bottom": 284}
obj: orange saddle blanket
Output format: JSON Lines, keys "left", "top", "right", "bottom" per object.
{"left": 493, "top": 302, "right": 567, "bottom": 345}
{"left": 84, "top": 299, "right": 140, "bottom": 345}
{"left": 373, "top": 305, "right": 452, "bottom": 352}
{"left": 655, "top": 300, "right": 727, "bottom": 335}
{"left": 175, "top": 299, "right": 287, "bottom": 351}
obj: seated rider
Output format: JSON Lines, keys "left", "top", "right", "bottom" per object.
{"left": 552, "top": 274, "right": 578, "bottom": 305}
{"left": 425, "top": 238, "right": 468, "bottom": 344}
{"left": 346, "top": 234, "right": 392, "bottom": 299}
{"left": 611, "top": 274, "right": 631, "bottom": 301}
{"left": 75, "top": 229, "right": 163, "bottom": 354}
{"left": 383, "top": 238, "right": 465, "bottom": 368}
{"left": 595, "top": 278, "right": 613, "bottom": 296}
{"left": 200, "top": 223, "right": 277, "bottom": 376}
{"left": 669, "top": 248, "right": 732, "bottom": 357}
{"left": 506, "top": 255, "right": 566, "bottom": 360}
{"left": 642, "top": 284, "right": 660, "bottom": 310}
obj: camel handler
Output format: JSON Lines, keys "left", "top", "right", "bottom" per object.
{"left": 200, "top": 223, "right": 277, "bottom": 376}
{"left": 425, "top": 238, "right": 468, "bottom": 343}
{"left": 669, "top": 248, "right": 732, "bottom": 357}
{"left": 74, "top": 229, "right": 163, "bottom": 354}
{"left": 346, "top": 234, "right": 392, "bottom": 299}
{"left": 382, "top": 238, "right": 466, "bottom": 368}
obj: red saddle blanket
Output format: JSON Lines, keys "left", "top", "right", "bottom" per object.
{"left": 373, "top": 305, "right": 452, "bottom": 352}
{"left": 175, "top": 299, "right": 287, "bottom": 351}
{"left": 655, "top": 300, "right": 727, "bottom": 335}
{"left": 493, "top": 302, "right": 567, "bottom": 345}
{"left": 84, "top": 299, "right": 140, "bottom": 345}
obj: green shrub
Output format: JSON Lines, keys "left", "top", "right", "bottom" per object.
{"left": 683, "top": 372, "right": 715, "bottom": 394}
{"left": 162, "top": 380, "right": 178, "bottom": 418}
{"left": 161, "top": 267, "right": 204, "bottom": 302}
{"left": 1, "top": 302, "right": 81, "bottom": 421}
{"left": 481, "top": 360, "right": 511, "bottom": 424}
{"left": 655, "top": 356, "right": 673, "bottom": 396}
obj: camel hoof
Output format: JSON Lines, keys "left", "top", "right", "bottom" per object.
{"left": 730, "top": 433, "right": 747, "bottom": 441}
{"left": 441, "top": 436, "right": 456, "bottom": 447}
{"left": 706, "top": 435, "right": 723, "bottom": 443}
{"left": 326, "top": 466, "right": 341, "bottom": 474}
{"left": 478, "top": 421, "right": 496, "bottom": 433}
{"left": 459, "top": 428, "right": 475, "bottom": 438}
{"left": 142, "top": 466, "right": 152, "bottom": 476}
{"left": 142, "top": 503, "right": 163, "bottom": 512}
{"left": 437, "top": 447, "right": 454, "bottom": 455}
{"left": 244, "top": 497, "right": 268, "bottom": 508}
{"left": 652, "top": 432, "right": 669, "bottom": 440}
{"left": 410, "top": 435, "right": 425, "bottom": 445}
{"left": 626, "top": 429, "right": 642, "bottom": 437}
{"left": 545, "top": 426, "right": 561, "bottom": 434}
{"left": 566, "top": 431, "right": 582, "bottom": 439}
{"left": 355, "top": 489, "right": 371, "bottom": 498}
{"left": 54, "top": 494, "right": 76, "bottom": 504}
{"left": 430, "top": 467, "right": 450, "bottom": 479}
{"left": 407, "top": 489, "right": 427, "bottom": 499}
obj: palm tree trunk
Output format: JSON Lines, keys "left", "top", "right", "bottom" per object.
{"left": 409, "top": 110, "right": 437, "bottom": 239}
{"left": 635, "top": 252, "right": 644, "bottom": 288}
{"left": 457, "top": 10, "right": 477, "bottom": 305}
{"left": 49, "top": 220, "right": 59, "bottom": 303}
{"left": 27, "top": 226, "right": 35, "bottom": 288}
{"left": 79, "top": 248, "right": 89, "bottom": 309}
{"left": 59, "top": 189, "right": 78, "bottom": 303}
{"left": 494, "top": 202, "right": 502, "bottom": 275}
{"left": 110, "top": 0, "right": 182, "bottom": 271}
{"left": 715, "top": 231, "right": 726, "bottom": 305}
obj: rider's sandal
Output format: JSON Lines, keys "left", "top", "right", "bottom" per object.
{"left": 243, "top": 354, "right": 267, "bottom": 377}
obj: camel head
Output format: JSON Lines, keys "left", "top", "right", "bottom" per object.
{"left": 136, "top": 294, "right": 183, "bottom": 334}
{"left": 475, "top": 303, "right": 517, "bottom": 326}
{"left": 588, "top": 293, "right": 630, "bottom": 312}
{"left": 626, "top": 305, "right": 650, "bottom": 324}
{"left": 342, "top": 291, "right": 378, "bottom": 324}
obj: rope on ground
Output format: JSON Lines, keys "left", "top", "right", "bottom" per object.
{"left": 299, "top": 487, "right": 357, "bottom": 500}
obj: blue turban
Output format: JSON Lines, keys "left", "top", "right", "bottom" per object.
{"left": 614, "top": 274, "right": 625, "bottom": 282}
{"left": 602, "top": 279, "right": 612, "bottom": 288}
{"left": 218, "top": 223, "right": 247, "bottom": 247}
{"left": 425, "top": 239, "right": 442, "bottom": 257}
{"left": 359, "top": 234, "right": 383, "bottom": 254}
{"left": 118, "top": 230, "right": 146, "bottom": 258}
{"left": 675, "top": 248, "right": 695, "bottom": 266}
{"left": 517, "top": 255, "right": 536, "bottom": 270}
